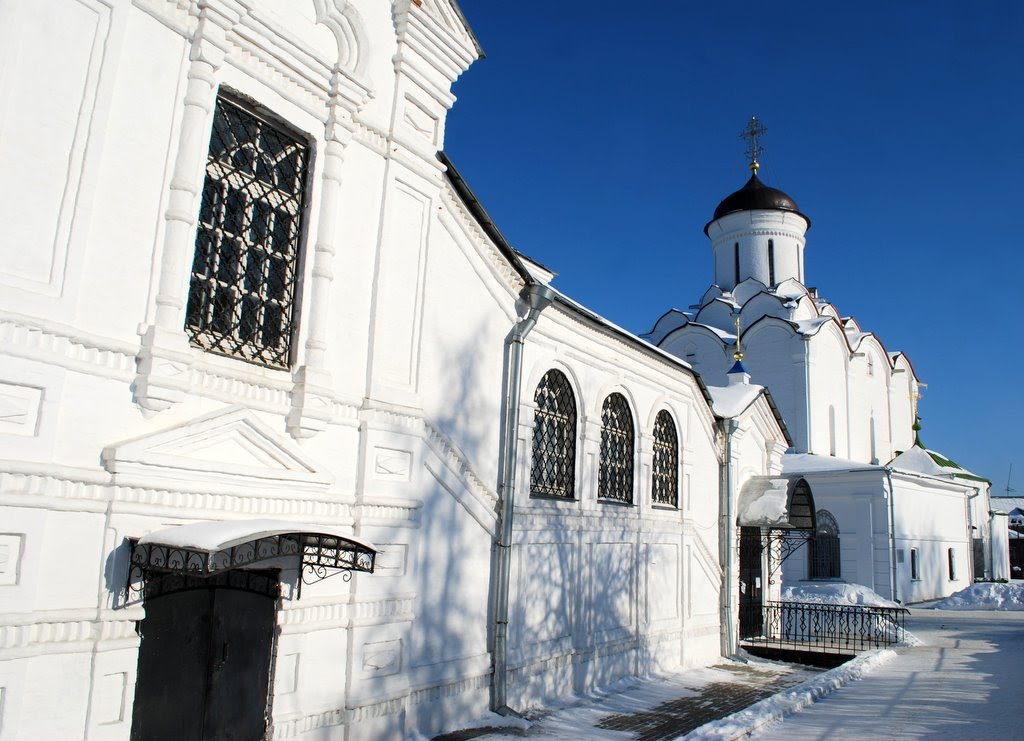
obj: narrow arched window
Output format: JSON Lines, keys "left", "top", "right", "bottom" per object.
{"left": 599, "top": 393, "right": 634, "bottom": 503}
{"left": 809, "top": 509, "right": 841, "bottom": 579}
{"left": 733, "top": 242, "right": 740, "bottom": 286}
{"left": 652, "top": 410, "right": 679, "bottom": 507}
{"left": 767, "top": 239, "right": 776, "bottom": 286}
{"left": 530, "top": 370, "right": 577, "bottom": 499}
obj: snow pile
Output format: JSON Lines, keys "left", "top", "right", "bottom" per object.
{"left": 684, "top": 649, "right": 897, "bottom": 739}
{"left": 782, "top": 582, "right": 900, "bottom": 609}
{"left": 707, "top": 383, "right": 764, "bottom": 418}
{"left": 931, "top": 582, "right": 1024, "bottom": 611}
{"left": 737, "top": 477, "right": 790, "bottom": 527}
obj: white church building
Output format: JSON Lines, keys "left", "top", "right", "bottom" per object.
{"left": 0, "top": 1, "right": 997, "bottom": 739}
{"left": 645, "top": 145, "right": 999, "bottom": 608}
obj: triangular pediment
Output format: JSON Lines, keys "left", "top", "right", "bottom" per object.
{"left": 102, "top": 407, "right": 332, "bottom": 489}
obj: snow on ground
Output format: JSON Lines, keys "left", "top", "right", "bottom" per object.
{"left": 685, "top": 649, "right": 897, "bottom": 740}
{"left": 782, "top": 582, "right": 899, "bottom": 608}
{"left": 930, "top": 582, "right": 1024, "bottom": 611}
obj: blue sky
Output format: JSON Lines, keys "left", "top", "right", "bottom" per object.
{"left": 444, "top": 2, "right": 1024, "bottom": 493}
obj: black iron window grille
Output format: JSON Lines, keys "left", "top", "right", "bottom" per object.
{"left": 809, "top": 509, "right": 841, "bottom": 579}
{"left": 185, "top": 94, "right": 310, "bottom": 369}
{"left": 530, "top": 369, "right": 577, "bottom": 499}
{"left": 599, "top": 392, "right": 634, "bottom": 503}
{"left": 651, "top": 409, "right": 679, "bottom": 507}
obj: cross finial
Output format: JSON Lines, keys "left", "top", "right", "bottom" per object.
{"left": 734, "top": 314, "right": 743, "bottom": 361}
{"left": 740, "top": 116, "right": 766, "bottom": 174}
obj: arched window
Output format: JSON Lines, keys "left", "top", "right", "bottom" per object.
{"left": 530, "top": 370, "right": 577, "bottom": 499}
{"left": 651, "top": 410, "right": 679, "bottom": 507}
{"left": 599, "top": 393, "right": 634, "bottom": 503}
{"left": 809, "top": 509, "right": 841, "bottom": 579}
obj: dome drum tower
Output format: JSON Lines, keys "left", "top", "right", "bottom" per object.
{"left": 704, "top": 174, "right": 810, "bottom": 291}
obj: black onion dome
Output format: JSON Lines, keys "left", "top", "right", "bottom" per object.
{"left": 704, "top": 173, "right": 810, "bottom": 235}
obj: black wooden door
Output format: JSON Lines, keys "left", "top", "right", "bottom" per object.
{"left": 738, "top": 527, "right": 763, "bottom": 639}
{"left": 131, "top": 571, "right": 278, "bottom": 741}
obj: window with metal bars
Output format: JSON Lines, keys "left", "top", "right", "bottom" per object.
{"left": 185, "top": 94, "right": 310, "bottom": 369}
{"left": 808, "top": 509, "right": 841, "bottom": 579}
{"left": 651, "top": 410, "right": 679, "bottom": 507}
{"left": 530, "top": 370, "right": 577, "bottom": 499}
{"left": 598, "top": 393, "right": 634, "bottom": 503}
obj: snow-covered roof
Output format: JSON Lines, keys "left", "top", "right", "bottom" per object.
{"left": 738, "top": 477, "right": 791, "bottom": 527}
{"left": 782, "top": 453, "right": 884, "bottom": 474}
{"left": 889, "top": 445, "right": 988, "bottom": 483}
{"left": 991, "top": 495, "right": 1024, "bottom": 513}
{"left": 706, "top": 383, "right": 765, "bottom": 418}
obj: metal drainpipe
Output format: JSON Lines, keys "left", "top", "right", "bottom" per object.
{"left": 965, "top": 486, "right": 980, "bottom": 579}
{"left": 720, "top": 419, "right": 739, "bottom": 657}
{"left": 885, "top": 468, "right": 898, "bottom": 603}
{"left": 492, "top": 282, "right": 556, "bottom": 714}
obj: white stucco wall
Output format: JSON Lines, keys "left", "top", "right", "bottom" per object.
{"left": 0, "top": 2, "right": 736, "bottom": 739}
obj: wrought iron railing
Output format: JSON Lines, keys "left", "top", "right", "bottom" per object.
{"left": 741, "top": 601, "right": 908, "bottom": 654}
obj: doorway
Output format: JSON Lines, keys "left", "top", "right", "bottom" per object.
{"left": 130, "top": 569, "right": 279, "bottom": 741}
{"left": 739, "top": 526, "right": 763, "bottom": 639}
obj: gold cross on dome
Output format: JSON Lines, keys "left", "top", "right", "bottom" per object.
{"left": 734, "top": 314, "right": 743, "bottom": 361}
{"left": 740, "top": 116, "right": 766, "bottom": 174}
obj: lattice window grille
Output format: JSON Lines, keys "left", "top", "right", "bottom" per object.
{"left": 185, "top": 94, "right": 310, "bottom": 369}
{"left": 530, "top": 370, "right": 577, "bottom": 499}
{"left": 651, "top": 410, "right": 679, "bottom": 507}
{"left": 599, "top": 392, "right": 635, "bottom": 503}
{"left": 809, "top": 509, "right": 841, "bottom": 579}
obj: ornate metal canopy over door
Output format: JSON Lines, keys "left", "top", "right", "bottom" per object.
{"left": 125, "top": 519, "right": 377, "bottom": 602}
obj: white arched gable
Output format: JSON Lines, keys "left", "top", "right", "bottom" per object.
{"left": 814, "top": 316, "right": 853, "bottom": 357}
{"left": 699, "top": 285, "right": 727, "bottom": 307}
{"left": 642, "top": 309, "right": 690, "bottom": 345}
{"left": 774, "top": 277, "right": 809, "bottom": 301}
{"left": 661, "top": 325, "right": 731, "bottom": 376}
{"left": 733, "top": 277, "right": 769, "bottom": 305}
{"left": 743, "top": 291, "right": 801, "bottom": 322}
{"left": 818, "top": 302, "right": 842, "bottom": 320}
{"left": 694, "top": 298, "right": 738, "bottom": 328}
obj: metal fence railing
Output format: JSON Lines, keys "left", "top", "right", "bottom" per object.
{"left": 741, "top": 601, "right": 909, "bottom": 654}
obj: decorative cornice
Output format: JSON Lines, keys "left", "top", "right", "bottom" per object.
{"left": 277, "top": 594, "right": 415, "bottom": 631}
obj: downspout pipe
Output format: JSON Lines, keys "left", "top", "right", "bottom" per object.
{"left": 884, "top": 468, "right": 899, "bottom": 603}
{"left": 720, "top": 419, "right": 739, "bottom": 657}
{"left": 965, "top": 485, "right": 981, "bottom": 580}
{"left": 492, "top": 282, "right": 556, "bottom": 714}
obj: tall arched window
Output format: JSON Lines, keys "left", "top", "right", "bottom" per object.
{"left": 651, "top": 410, "right": 679, "bottom": 507}
{"left": 599, "top": 393, "right": 634, "bottom": 503}
{"left": 809, "top": 509, "right": 841, "bottom": 579}
{"left": 530, "top": 370, "right": 577, "bottom": 499}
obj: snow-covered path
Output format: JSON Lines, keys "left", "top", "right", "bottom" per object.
{"left": 751, "top": 609, "right": 1024, "bottom": 740}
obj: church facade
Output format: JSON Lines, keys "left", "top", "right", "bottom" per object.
{"left": 646, "top": 155, "right": 995, "bottom": 605}
{"left": 0, "top": 2, "right": 994, "bottom": 740}
{"left": 0, "top": 1, "right": 791, "bottom": 738}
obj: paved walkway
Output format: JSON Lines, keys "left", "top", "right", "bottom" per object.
{"left": 440, "top": 661, "right": 820, "bottom": 740}
{"left": 442, "top": 609, "right": 1024, "bottom": 740}
{"left": 752, "top": 609, "right": 1024, "bottom": 740}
